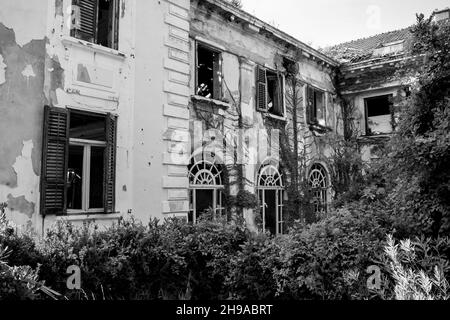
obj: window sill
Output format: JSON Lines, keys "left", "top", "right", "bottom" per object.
{"left": 308, "top": 122, "right": 332, "bottom": 134}
{"left": 56, "top": 212, "right": 122, "bottom": 223}
{"left": 264, "top": 113, "right": 287, "bottom": 121}
{"left": 61, "top": 36, "right": 127, "bottom": 60}
{"left": 191, "top": 95, "right": 231, "bottom": 109}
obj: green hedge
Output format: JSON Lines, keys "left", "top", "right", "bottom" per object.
{"left": 1, "top": 207, "right": 449, "bottom": 300}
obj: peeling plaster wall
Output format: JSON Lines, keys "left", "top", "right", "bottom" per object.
{"left": 0, "top": 1, "right": 48, "bottom": 232}
{"left": 1, "top": 0, "right": 138, "bottom": 234}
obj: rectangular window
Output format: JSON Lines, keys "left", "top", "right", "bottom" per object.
{"left": 256, "top": 66, "right": 285, "bottom": 117}
{"left": 364, "top": 94, "right": 393, "bottom": 135}
{"left": 307, "top": 86, "right": 326, "bottom": 126}
{"left": 196, "top": 44, "right": 222, "bottom": 100}
{"left": 40, "top": 106, "right": 117, "bottom": 216}
{"left": 71, "top": 0, "right": 120, "bottom": 50}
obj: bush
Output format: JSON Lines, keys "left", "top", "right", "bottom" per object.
{"left": 383, "top": 235, "right": 449, "bottom": 300}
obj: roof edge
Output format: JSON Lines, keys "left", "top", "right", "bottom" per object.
{"left": 204, "top": 0, "right": 339, "bottom": 67}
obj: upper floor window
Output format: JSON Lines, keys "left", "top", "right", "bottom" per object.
{"left": 256, "top": 66, "right": 285, "bottom": 117}
{"left": 306, "top": 86, "right": 326, "bottom": 127}
{"left": 364, "top": 94, "right": 393, "bottom": 135}
{"left": 196, "top": 44, "right": 222, "bottom": 100}
{"left": 71, "top": 0, "right": 120, "bottom": 50}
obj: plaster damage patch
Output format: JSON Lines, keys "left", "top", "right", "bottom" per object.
{"left": 0, "top": 140, "right": 39, "bottom": 218}
{"left": 0, "top": 54, "right": 5, "bottom": 85}
{"left": 7, "top": 194, "right": 35, "bottom": 218}
{"left": 22, "top": 64, "right": 36, "bottom": 79}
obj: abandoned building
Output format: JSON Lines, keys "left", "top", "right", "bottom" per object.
{"left": 0, "top": 0, "right": 447, "bottom": 236}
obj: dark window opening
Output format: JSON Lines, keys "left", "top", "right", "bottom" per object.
{"left": 67, "top": 111, "right": 107, "bottom": 212}
{"left": 67, "top": 146, "right": 84, "bottom": 210}
{"left": 196, "top": 45, "right": 222, "bottom": 100}
{"left": 365, "top": 94, "right": 393, "bottom": 135}
{"left": 256, "top": 66, "right": 285, "bottom": 117}
{"left": 71, "top": 0, "right": 119, "bottom": 49}
{"left": 89, "top": 146, "right": 105, "bottom": 209}
{"left": 307, "top": 86, "right": 326, "bottom": 126}
{"left": 267, "top": 70, "right": 284, "bottom": 117}
{"left": 70, "top": 112, "right": 106, "bottom": 141}
{"left": 264, "top": 190, "right": 277, "bottom": 235}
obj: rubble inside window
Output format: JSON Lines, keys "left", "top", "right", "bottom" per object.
{"left": 196, "top": 44, "right": 222, "bottom": 100}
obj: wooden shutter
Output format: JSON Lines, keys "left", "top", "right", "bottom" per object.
{"left": 104, "top": 113, "right": 117, "bottom": 213}
{"left": 306, "top": 85, "right": 315, "bottom": 124}
{"left": 256, "top": 66, "right": 267, "bottom": 111}
{"left": 276, "top": 72, "right": 285, "bottom": 116}
{"left": 113, "top": 0, "right": 120, "bottom": 50}
{"left": 72, "top": 0, "right": 98, "bottom": 43}
{"left": 213, "top": 52, "right": 222, "bottom": 100}
{"left": 40, "top": 106, "right": 69, "bottom": 216}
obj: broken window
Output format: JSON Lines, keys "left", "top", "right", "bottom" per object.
{"left": 306, "top": 86, "right": 326, "bottom": 126}
{"left": 256, "top": 66, "right": 285, "bottom": 117}
{"left": 196, "top": 44, "right": 222, "bottom": 100}
{"left": 40, "top": 106, "right": 117, "bottom": 215}
{"left": 364, "top": 94, "right": 393, "bottom": 135}
{"left": 71, "top": 0, "right": 120, "bottom": 50}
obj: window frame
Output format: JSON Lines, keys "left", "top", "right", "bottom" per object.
{"left": 195, "top": 41, "right": 223, "bottom": 101}
{"left": 306, "top": 85, "right": 327, "bottom": 127}
{"left": 257, "top": 163, "right": 285, "bottom": 235}
{"left": 67, "top": 138, "right": 107, "bottom": 215}
{"left": 70, "top": 0, "right": 120, "bottom": 50}
{"left": 256, "top": 65, "right": 286, "bottom": 118}
{"left": 40, "top": 106, "right": 117, "bottom": 217}
{"left": 188, "top": 158, "right": 225, "bottom": 223}
{"left": 364, "top": 93, "right": 394, "bottom": 136}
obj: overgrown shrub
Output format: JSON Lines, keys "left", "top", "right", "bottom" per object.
{"left": 383, "top": 235, "right": 449, "bottom": 300}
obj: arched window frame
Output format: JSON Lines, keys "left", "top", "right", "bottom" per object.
{"left": 308, "top": 163, "right": 329, "bottom": 216}
{"left": 188, "top": 156, "right": 224, "bottom": 223}
{"left": 257, "top": 162, "right": 285, "bottom": 235}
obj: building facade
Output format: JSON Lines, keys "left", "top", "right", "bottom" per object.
{"left": 2, "top": 0, "right": 446, "bottom": 235}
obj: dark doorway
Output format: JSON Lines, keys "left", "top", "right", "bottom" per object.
{"left": 195, "top": 189, "right": 214, "bottom": 220}
{"left": 264, "top": 190, "right": 277, "bottom": 235}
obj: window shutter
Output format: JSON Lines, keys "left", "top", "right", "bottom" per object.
{"left": 307, "top": 86, "right": 315, "bottom": 124}
{"left": 213, "top": 53, "right": 222, "bottom": 100}
{"left": 256, "top": 66, "right": 267, "bottom": 111}
{"left": 104, "top": 113, "right": 117, "bottom": 213}
{"left": 71, "top": 0, "right": 98, "bottom": 43}
{"left": 113, "top": 0, "right": 120, "bottom": 50}
{"left": 40, "top": 106, "right": 69, "bottom": 216}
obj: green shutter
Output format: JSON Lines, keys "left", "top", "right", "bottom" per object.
{"left": 71, "top": 0, "right": 98, "bottom": 43}
{"left": 256, "top": 66, "right": 267, "bottom": 111}
{"left": 104, "top": 113, "right": 117, "bottom": 213}
{"left": 40, "top": 106, "right": 69, "bottom": 216}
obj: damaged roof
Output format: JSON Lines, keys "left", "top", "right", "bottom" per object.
{"left": 322, "top": 27, "right": 415, "bottom": 65}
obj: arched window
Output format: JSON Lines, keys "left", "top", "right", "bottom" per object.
{"left": 257, "top": 163, "right": 284, "bottom": 235}
{"left": 188, "top": 157, "right": 224, "bottom": 223}
{"left": 308, "top": 163, "right": 328, "bottom": 215}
